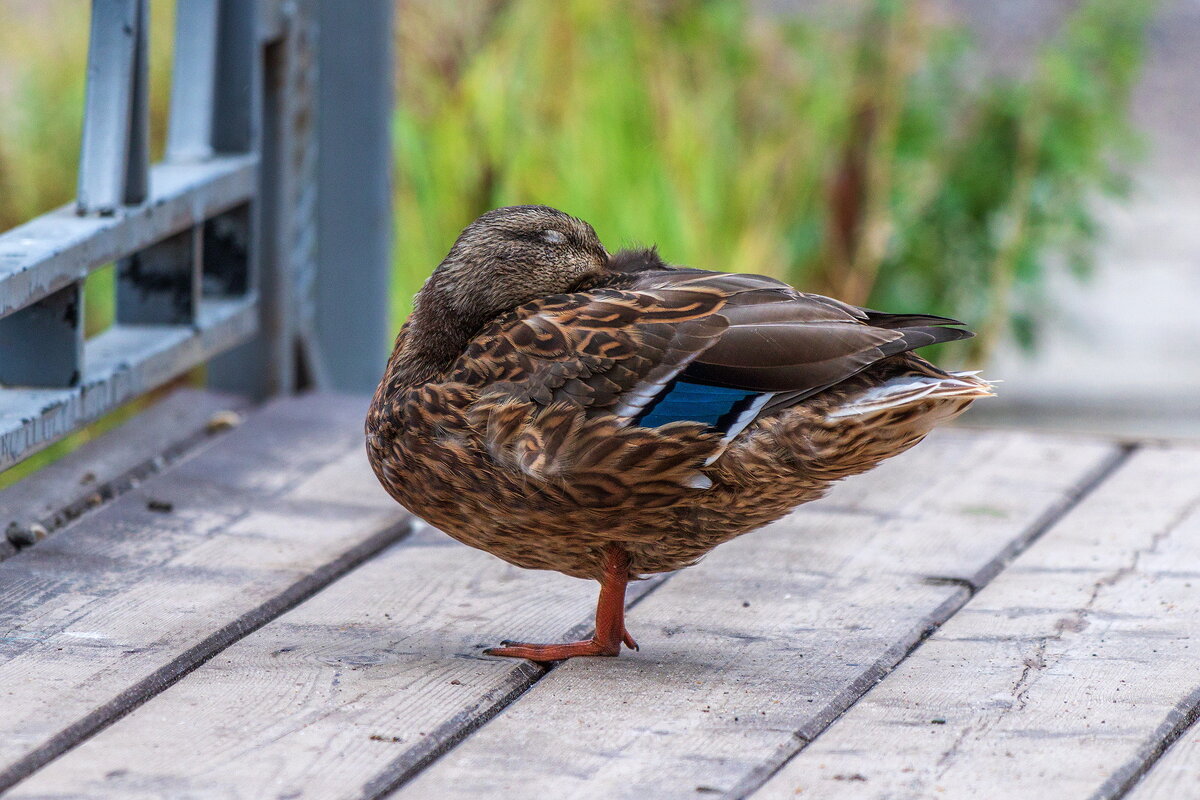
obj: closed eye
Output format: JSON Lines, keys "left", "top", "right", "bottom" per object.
{"left": 540, "top": 229, "right": 567, "bottom": 245}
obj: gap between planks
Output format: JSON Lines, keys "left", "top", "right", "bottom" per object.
{"left": 752, "top": 443, "right": 1200, "bottom": 800}
{"left": 0, "top": 393, "right": 412, "bottom": 793}
{"left": 6, "top": 428, "right": 1121, "bottom": 800}
{"left": 0, "top": 388, "right": 252, "bottom": 563}
{"left": 1117, "top": 686, "right": 1200, "bottom": 800}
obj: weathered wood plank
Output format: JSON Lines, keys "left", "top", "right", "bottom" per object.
{"left": 0, "top": 393, "right": 410, "bottom": 793}
{"left": 390, "top": 431, "right": 1120, "bottom": 800}
{"left": 1125, "top": 722, "right": 1200, "bottom": 798}
{"left": 7, "top": 524, "right": 664, "bottom": 799}
{"left": 0, "top": 388, "right": 249, "bottom": 562}
{"left": 3, "top": 430, "right": 1111, "bottom": 799}
{"left": 4, "top": 431, "right": 1118, "bottom": 799}
{"left": 753, "top": 444, "right": 1200, "bottom": 800}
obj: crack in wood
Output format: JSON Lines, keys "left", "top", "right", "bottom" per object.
{"left": 727, "top": 443, "right": 1137, "bottom": 800}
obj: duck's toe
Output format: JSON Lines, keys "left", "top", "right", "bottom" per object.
{"left": 483, "top": 637, "right": 624, "bottom": 662}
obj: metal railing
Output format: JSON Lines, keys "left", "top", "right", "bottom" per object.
{"left": 0, "top": 0, "right": 392, "bottom": 473}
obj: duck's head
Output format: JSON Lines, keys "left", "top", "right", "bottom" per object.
{"left": 420, "top": 205, "right": 610, "bottom": 327}
{"left": 389, "top": 206, "right": 610, "bottom": 387}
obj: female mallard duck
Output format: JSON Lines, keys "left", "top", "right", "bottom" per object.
{"left": 367, "top": 205, "right": 992, "bottom": 662}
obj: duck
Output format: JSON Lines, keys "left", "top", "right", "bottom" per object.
{"left": 366, "top": 205, "right": 992, "bottom": 662}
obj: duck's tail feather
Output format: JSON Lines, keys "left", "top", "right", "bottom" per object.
{"left": 825, "top": 370, "right": 995, "bottom": 420}
{"left": 861, "top": 309, "right": 968, "bottom": 330}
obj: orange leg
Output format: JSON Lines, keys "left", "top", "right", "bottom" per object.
{"left": 485, "top": 544, "right": 638, "bottom": 662}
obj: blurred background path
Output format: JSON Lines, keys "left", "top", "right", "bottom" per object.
{"left": 961, "top": 0, "right": 1200, "bottom": 439}
{"left": 771, "top": 0, "right": 1200, "bottom": 438}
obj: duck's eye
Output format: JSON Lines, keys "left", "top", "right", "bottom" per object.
{"left": 540, "top": 229, "right": 567, "bottom": 246}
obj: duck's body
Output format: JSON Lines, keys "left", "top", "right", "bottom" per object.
{"left": 367, "top": 206, "right": 991, "bottom": 661}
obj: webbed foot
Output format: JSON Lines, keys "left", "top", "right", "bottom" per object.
{"left": 483, "top": 544, "right": 638, "bottom": 662}
{"left": 484, "top": 633, "right": 635, "bottom": 662}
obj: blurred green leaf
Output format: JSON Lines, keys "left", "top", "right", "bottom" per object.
{"left": 394, "top": 0, "right": 1152, "bottom": 365}
{"left": 0, "top": 0, "right": 1153, "bottom": 368}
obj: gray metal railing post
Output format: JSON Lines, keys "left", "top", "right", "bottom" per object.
{"left": 0, "top": 0, "right": 366, "bottom": 471}
{"left": 0, "top": 0, "right": 263, "bottom": 469}
{"left": 166, "top": 0, "right": 220, "bottom": 163}
{"left": 313, "top": 0, "right": 393, "bottom": 393}
{"left": 203, "top": 0, "right": 274, "bottom": 398}
{"left": 207, "top": 0, "right": 320, "bottom": 399}
{"left": 77, "top": 0, "right": 150, "bottom": 213}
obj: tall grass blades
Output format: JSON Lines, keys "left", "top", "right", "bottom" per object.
{"left": 394, "top": 0, "right": 1151, "bottom": 363}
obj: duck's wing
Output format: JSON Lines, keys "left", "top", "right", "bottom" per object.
{"left": 453, "top": 281, "right": 732, "bottom": 413}
{"left": 451, "top": 282, "right": 734, "bottom": 507}
{"left": 622, "top": 268, "right": 973, "bottom": 423}
{"left": 451, "top": 266, "right": 971, "bottom": 507}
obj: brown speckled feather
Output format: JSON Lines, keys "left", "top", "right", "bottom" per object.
{"left": 444, "top": 283, "right": 737, "bottom": 506}
{"left": 367, "top": 209, "right": 992, "bottom": 583}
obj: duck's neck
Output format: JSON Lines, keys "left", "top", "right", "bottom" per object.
{"left": 378, "top": 281, "right": 490, "bottom": 394}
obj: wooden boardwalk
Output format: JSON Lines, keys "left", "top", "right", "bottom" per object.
{"left": 1, "top": 391, "right": 1197, "bottom": 799}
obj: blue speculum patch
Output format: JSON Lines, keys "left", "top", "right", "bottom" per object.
{"left": 636, "top": 380, "right": 762, "bottom": 431}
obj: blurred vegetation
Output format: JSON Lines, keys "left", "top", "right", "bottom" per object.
{"left": 0, "top": 0, "right": 1154, "bottom": 484}
{"left": 396, "top": 0, "right": 1151, "bottom": 363}
{"left": 0, "top": 0, "right": 1153, "bottom": 360}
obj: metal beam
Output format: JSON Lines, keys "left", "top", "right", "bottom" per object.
{"left": 205, "top": 0, "right": 281, "bottom": 399}
{"left": 0, "top": 155, "right": 256, "bottom": 320}
{"left": 77, "top": 0, "right": 150, "bottom": 213}
{"left": 0, "top": 283, "right": 83, "bottom": 388}
{"left": 0, "top": 295, "right": 257, "bottom": 470}
{"left": 212, "top": 0, "right": 257, "bottom": 155}
{"left": 166, "top": 0, "right": 220, "bottom": 162}
{"left": 313, "top": 0, "right": 393, "bottom": 392}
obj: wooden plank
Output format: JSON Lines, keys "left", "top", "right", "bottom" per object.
{"left": 9, "top": 430, "right": 1114, "bottom": 797}
{"left": 811, "top": 429, "right": 1126, "bottom": 590}
{"left": 6, "top": 525, "right": 664, "bottom": 799}
{"left": 1126, "top": 723, "right": 1200, "bottom": 799}
{"left": 0, "top": 393, "right": 410, "bottom": 793}
{"left": 753, "top": 444, "right": 1200, "bottom": 800}
{"left": 390, "top": 431, "right": 1120, "bottom": 800}
{"left": 1, "top": 388, "right": 250, "bottom": 562}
